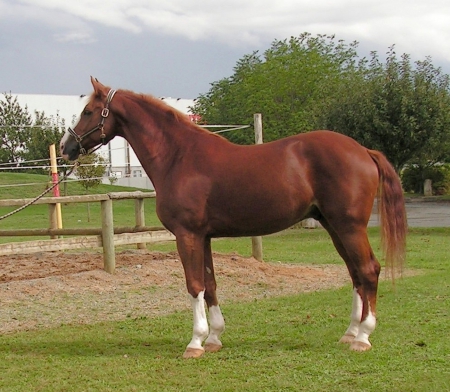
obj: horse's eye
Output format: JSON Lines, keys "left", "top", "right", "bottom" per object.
{"left": 83, "top": 109, "right": 92, "bottom": 116}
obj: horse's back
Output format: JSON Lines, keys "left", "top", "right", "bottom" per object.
{"left": 246, "top": 130, "right": 379, "bottom": 194}
{"left": 291, "top": 131, "right": 379, "bottom": 180}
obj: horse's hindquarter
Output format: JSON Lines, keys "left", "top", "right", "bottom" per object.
{"left": 300, "top": 132, "right": 380, "bottom": 223}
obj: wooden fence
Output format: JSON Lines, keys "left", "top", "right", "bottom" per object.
{"left": 0, "top": 191, "right": 175, "bottom": 273}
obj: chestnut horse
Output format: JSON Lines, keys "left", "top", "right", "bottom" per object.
{"left": 60, "top": 78, "right": 407, "bottom": 358}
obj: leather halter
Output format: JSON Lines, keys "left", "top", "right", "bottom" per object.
{"left": 67, "top": 89, "right": 117, "bottom": 155}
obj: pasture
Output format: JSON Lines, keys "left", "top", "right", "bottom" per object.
{"left": 0, "top": 173, "right": 449, "bottom": 390}
{"left": 0, "top": 227, "right": 449, "bottom": 391}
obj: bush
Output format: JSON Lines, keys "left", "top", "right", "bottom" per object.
{"left": 401, "top": 164, "right": 450, "bottom": 195}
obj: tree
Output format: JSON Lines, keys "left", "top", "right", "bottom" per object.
{"left": 0, "top": 93, "right": 32, "bottom": 164}
{"left": 75, "top": 153, "right": 107, "bottom": 221}
{"left": 320, "top": 47, "right": 450, "bottom": 172}
{"left": 22, "top": 111, "right": 66, "bottom": 172}
{"left": 193, "top": 35, "right": 450, "bottom": 173}
{"left": 401, "top": 163, "right": 450, "bottom": 195}
{"left": 0, "top": 93, "right": 67, "bottom": 172}
{"left": 75, "top": 153, "right": 107, "bottom": 193}
{"left": 192, "top": 33, "right": 360, "bottom": 144}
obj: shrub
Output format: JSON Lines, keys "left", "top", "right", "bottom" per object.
{"left": 401, "top": 164, "right": 450, "bottom": 195}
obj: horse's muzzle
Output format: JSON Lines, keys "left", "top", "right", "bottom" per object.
{"left": 60, "top": 132, "right": 81, "bottom": 161}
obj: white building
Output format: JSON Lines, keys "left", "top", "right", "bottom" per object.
{"left": 7, "top": 93, "right": 196, "bottom": 189}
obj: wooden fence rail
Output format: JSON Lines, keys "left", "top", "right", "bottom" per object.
{"left": 0, "top": 191, "right": 175, "bottom": 273}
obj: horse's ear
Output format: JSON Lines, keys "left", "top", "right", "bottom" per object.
{"left": 90, "top": 76, "right": 107, "bottom": 97}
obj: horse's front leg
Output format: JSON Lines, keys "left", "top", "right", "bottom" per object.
{"left": 203, "top": 237, "right": 225, "bottom": 353}
{"left": 176, "top": 232, "right": 209, "bottom": 359}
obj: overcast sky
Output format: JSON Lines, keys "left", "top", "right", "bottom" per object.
{"left": 1, "top": 0, "right": 449, "bottom": 99}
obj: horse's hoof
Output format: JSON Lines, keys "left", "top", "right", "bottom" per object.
{"left": 204, "top": 342, "right": 222, "bottom": 353}
{"left": 350, "top": 341, "right": 372, "bottom": 352}
{"left": 339, "top": 334, "right": 356, "bottom": 344}
{"left": 182, "top": 347, "right": 205, "bottom": 359}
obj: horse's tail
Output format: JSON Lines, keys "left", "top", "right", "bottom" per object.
{"left": 367, "top": 150, "right": 407, "bottom": 279}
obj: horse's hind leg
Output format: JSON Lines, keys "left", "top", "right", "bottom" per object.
{"left": 203, "top": 238, "right": 225, "bottom": 353}
{"left": 320, "top": 218, "right": 381, "bottom": 351}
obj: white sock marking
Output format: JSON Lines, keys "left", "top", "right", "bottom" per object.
{"left": 205, "top": 305, "right": 225, "bottom": 347}
{"left": 354, "top": 305, "right": 376, "bottom": 346}
{"left": 344, "top": 287, "right": 363, "bottom": 337}
{"left": 186, "top": 290, "right": 209, "bottom": 350}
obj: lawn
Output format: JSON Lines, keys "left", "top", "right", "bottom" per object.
{"left": 0, "top": 228, "right": 449, "bottom": 391}
{"left": 0, "top": 172, "right": 160, "bottom": 244}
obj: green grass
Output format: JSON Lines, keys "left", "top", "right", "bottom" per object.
{"left": 0, "top": 173, "right": 160, "bottom": 242}
{"left": 0, "top": 172, "right": 150, "bottom": 199}
{"left": 0, "top": 252, "right": 448, "bottom": 391}
{"left": 149, "top": 228, "right": 344, "bottom": 265}
{"left": 1, "top": 173, "right": 449, "bottom": 391}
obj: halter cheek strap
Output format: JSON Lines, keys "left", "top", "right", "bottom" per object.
{"left": 68, "top": 89, "right": 117, "bottom": 155}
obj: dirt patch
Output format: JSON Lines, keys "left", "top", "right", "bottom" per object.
{"left": 0, "top": 250, "right": 350, "bottom": 334}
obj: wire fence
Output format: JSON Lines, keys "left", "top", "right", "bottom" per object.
{"left": 0, "top": 176, "right": 107, "bottom": 189}
{"left": 0, "top": 124, "right": 252, "bottom": 188}
{"left": 0, "top": 155, "right": 112, "bottom": 188}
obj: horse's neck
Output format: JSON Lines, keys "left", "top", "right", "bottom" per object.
{"left": 118, "top": 106, "right": 204, "bottom": 189}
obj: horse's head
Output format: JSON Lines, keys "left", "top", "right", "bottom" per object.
{"left": 60, "top": 77, "right": 118, "bottom": 161}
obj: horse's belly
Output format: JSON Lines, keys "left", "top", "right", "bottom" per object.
{"left": 207, "top": 197, "right": 314, "bottom": 237}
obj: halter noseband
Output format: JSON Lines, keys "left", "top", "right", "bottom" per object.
{"left": 67, "top": 88, "right": 117, "bottom": 155}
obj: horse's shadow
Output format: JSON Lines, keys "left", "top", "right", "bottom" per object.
{"left": 0, "top": 336, "right": 180, "bottom": 359}
{"left": 0, "top": 332, "right": 317, "bottom": 360}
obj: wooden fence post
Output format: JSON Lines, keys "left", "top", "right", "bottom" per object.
{"left": 252, "top": 113, "right": 264, "bottom": 261}
{"left": 49, "top": 144, "right": 63, "bottom": 231}
{"left": 135, "top": 197, "right": 146, "bottom": 249}
{"left": 48, "top": 204, "right": 58, "bottom": 240}
{"left": 101, "top": 199, "right": 115, "bottom": 273}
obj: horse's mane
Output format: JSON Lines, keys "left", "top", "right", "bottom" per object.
{"left": 118, "top": 89, "right": 223, "bottom": 138}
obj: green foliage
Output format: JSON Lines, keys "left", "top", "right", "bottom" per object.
{"left": 22, "top": 111, "right": 65, "bottom": 173}
{"left": 193, "top": 35, "right": 450, "bottom": 173}
{"left": 0, "top": 93, "right": 66, "bottom": 170}
{"left": 0, "top": 93, "right": 32, "bottom": 163}
{"left": 108, "top": 172, "right": 119, "bottom": 185}
{"left": 401, "top": 163, "right": 450, "bottom": 194}
{"left": 75, "top": 153, "right": 107, "bottom": 193}
{"left": 192, "top": 33, "right": 359, "bottom": 144}
{"left": 321, "top": 47, "right": 450, "bottom": 171}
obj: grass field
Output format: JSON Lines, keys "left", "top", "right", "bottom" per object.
{"left": 0, "top": 172, "right": 161, "bottom": 244}
{"left": 0, "top": 173, "right": 449, "bottom": 391}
